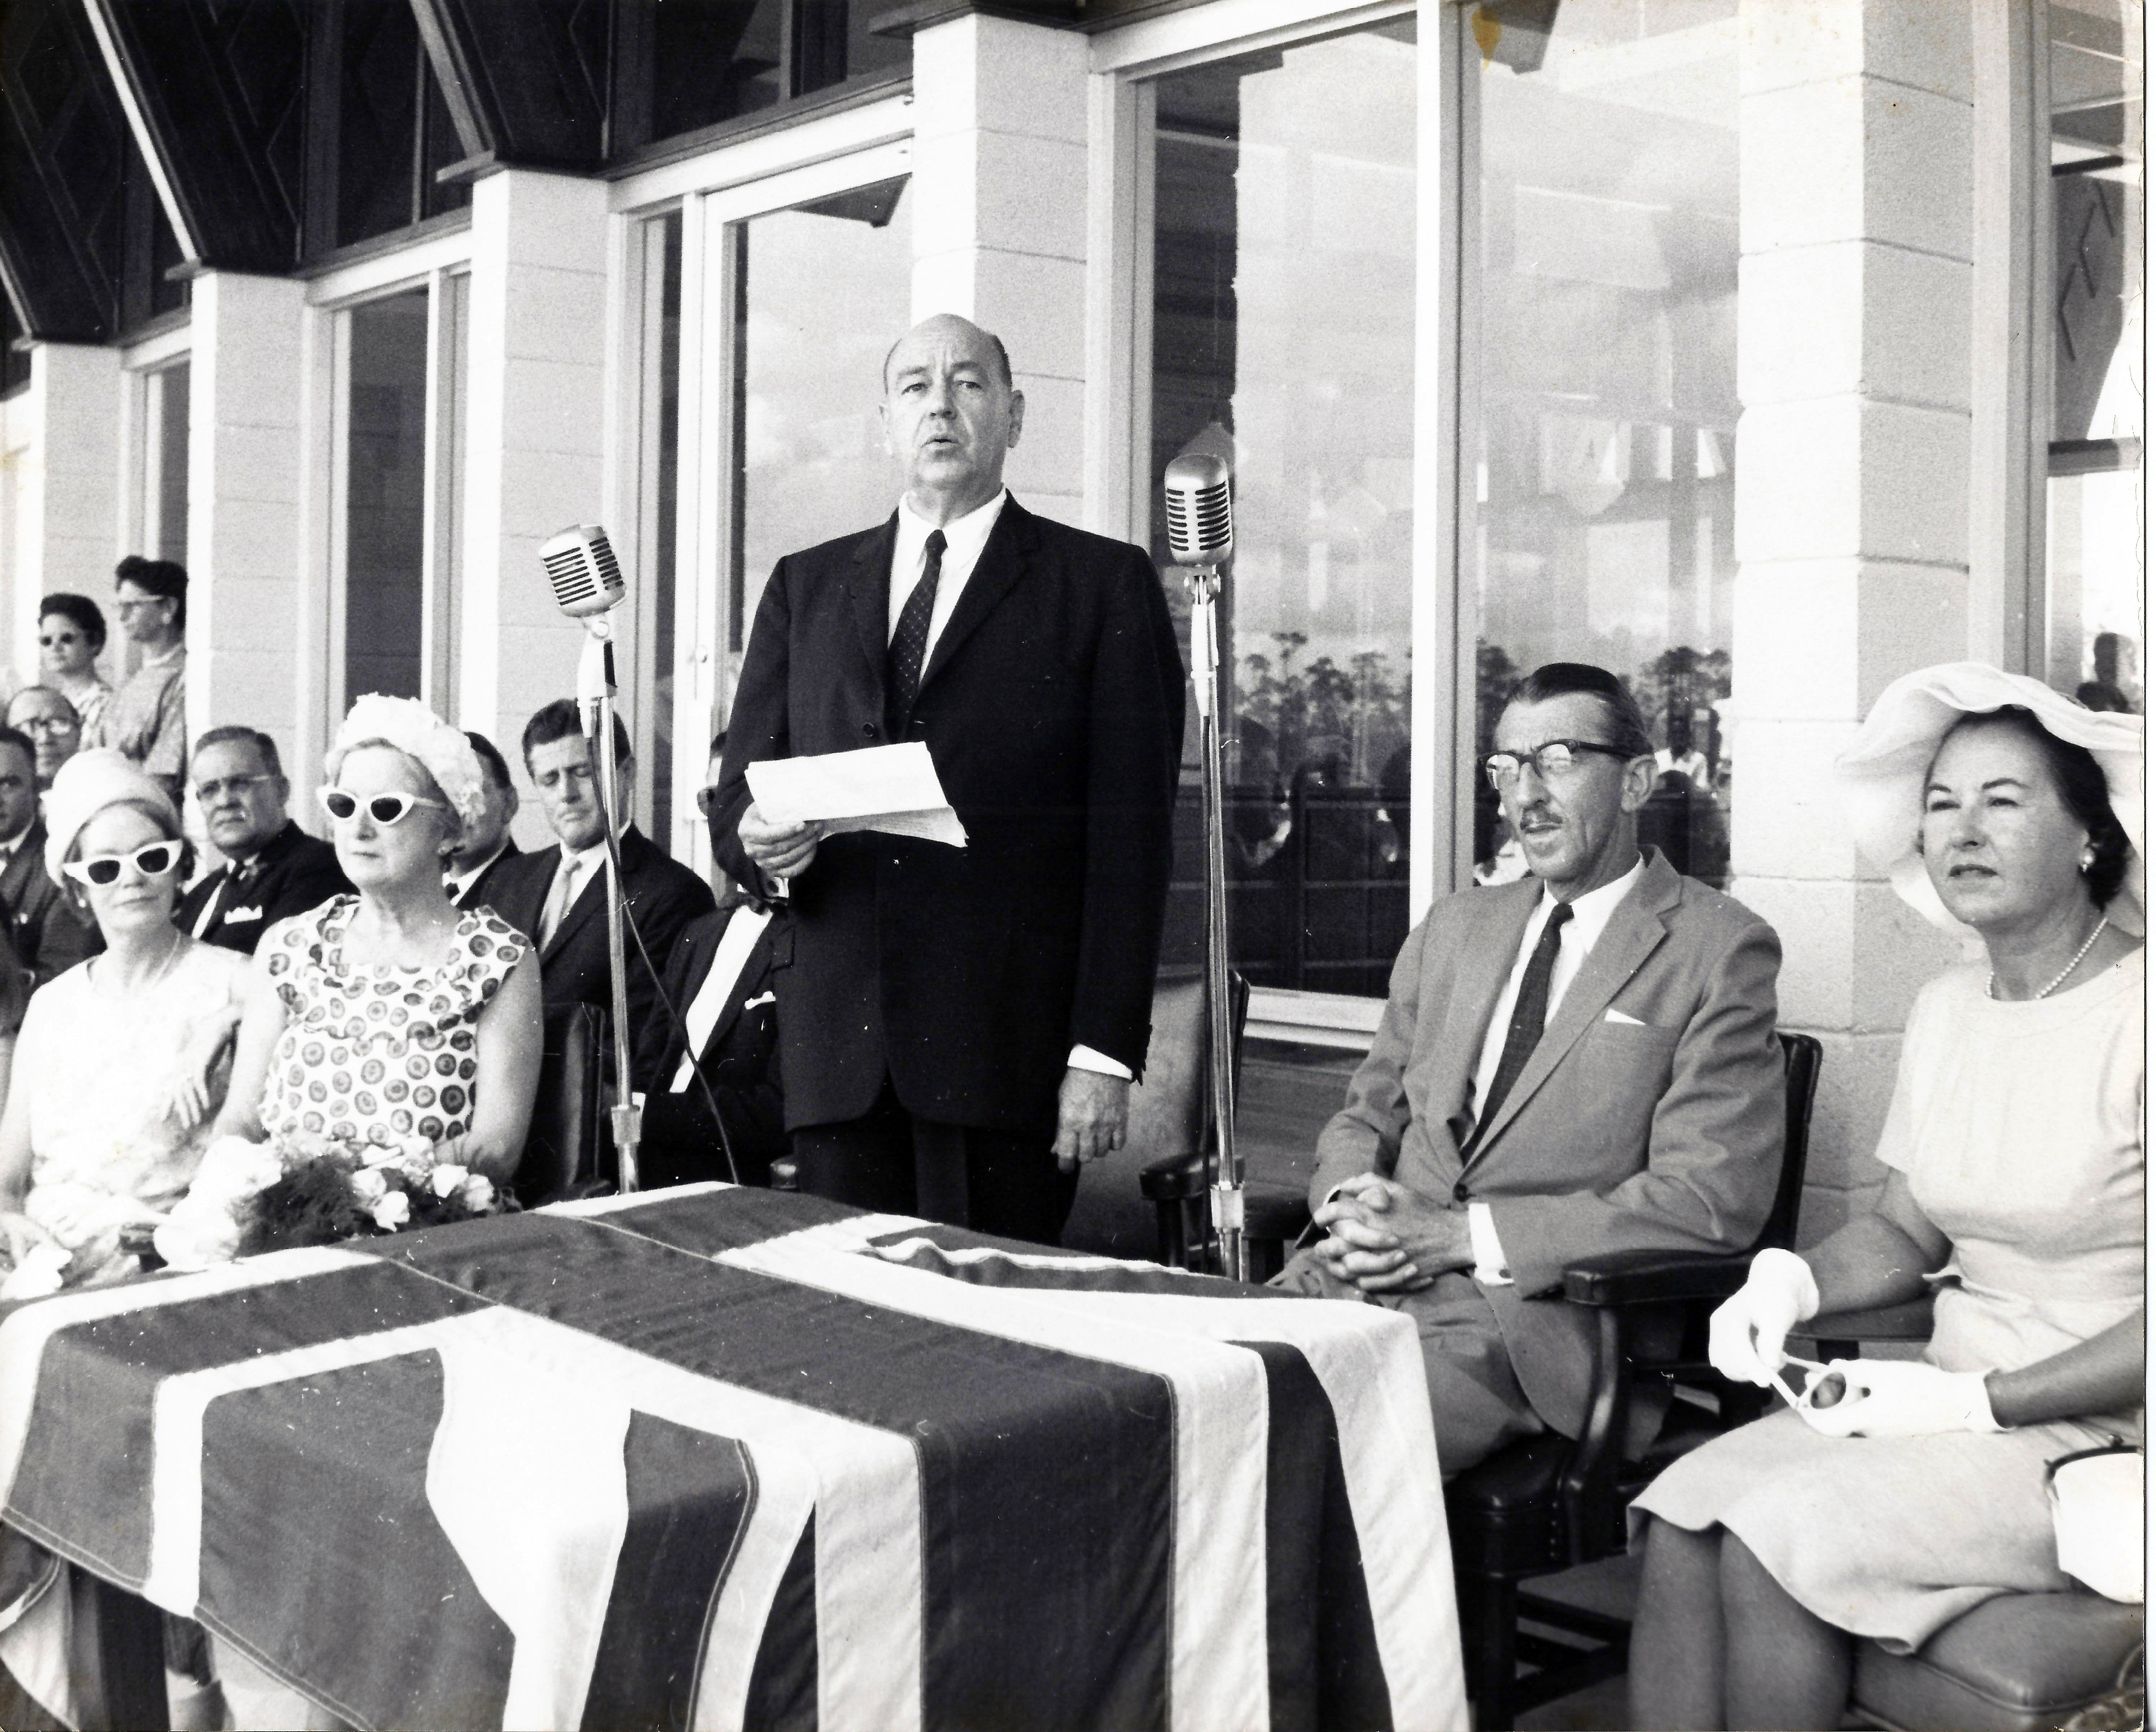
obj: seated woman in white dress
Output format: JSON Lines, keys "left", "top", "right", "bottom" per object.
{"left": 0, "top": 751, "right": 250, "bottom": 1294}
{"left": 1629, "top": 664, "right": 2143, "bottom": 1731}
{"left": 200, "top": 695, "right": 543, "bottom": 1199}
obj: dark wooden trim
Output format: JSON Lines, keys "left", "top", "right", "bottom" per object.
{"left": 602, "top": 70, "right": 913, "bottom": 180}
{"left": 868, "top": 0, "right": 1081, "bottom": 38}
{"left": 296, "top": 206, "right": 473, "bottom": 281}
{"left": 116, "top": 305, "right": 191, "bottom": 348}
{"left": 410, "top": 0, "right": 497, "bottom": 163}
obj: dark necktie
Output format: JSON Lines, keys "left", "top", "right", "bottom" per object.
{"left": 887, "top": 529, "right": 947, "bottom": 728}
{"left": 1467, "top": 901, "right": 1574, "bottom": 1153}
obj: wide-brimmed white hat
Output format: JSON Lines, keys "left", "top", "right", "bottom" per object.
{"left": 1836, "top": 662, "right": 2143, "bottom": 936}
{"left": 43, "top": 749, "right": 181, "bottom": 890}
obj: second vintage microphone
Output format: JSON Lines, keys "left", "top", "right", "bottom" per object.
{"left": 538, "top": 523, "right": 627, "bottom": 619}
{"left": 1164, "top": 452, "right": 1234, "bottom": 568}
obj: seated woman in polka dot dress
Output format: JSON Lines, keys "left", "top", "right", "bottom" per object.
{"left": 207, "top": 696, "right": 543, "bottom": 1186}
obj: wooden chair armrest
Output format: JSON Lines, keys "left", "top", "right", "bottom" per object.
{"left": 1560, "top": 1248, "right": 1752, "bottom": 1307}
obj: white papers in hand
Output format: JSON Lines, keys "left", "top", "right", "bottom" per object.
{"left": 746, "top": 743, "right": 967, "bottom": 848}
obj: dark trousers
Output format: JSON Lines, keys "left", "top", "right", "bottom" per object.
{"left": 790, "top": 1080, "right": 1079, "bottom": 1246}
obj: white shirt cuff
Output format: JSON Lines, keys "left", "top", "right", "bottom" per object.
{"left": 1468, "top": 1201, "right": 1512, "bottom": 1286}
{"left": 1067, "top": 1045, "right": 1132, "bottom": 1080}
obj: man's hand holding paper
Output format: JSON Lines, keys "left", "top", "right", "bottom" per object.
{"left": 744, "top": 744, "right": 968, "bottom": 873}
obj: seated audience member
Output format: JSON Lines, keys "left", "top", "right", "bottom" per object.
{"left": 205, "top": 696, "right": 542, "bottom": 1186}
{"left": 1276, "top": 662, "right": 1784, "bottom": 1477}
{"left": 5, "top": 687, "right": 79, "bottom": 790}
{"left": 0, "top": 752, "right": 250, "bottom": 1294}
{"left": 633, "top": 743, "right": 784, "bottom": 1187}
{"left": 488, "top": 702, "right": 714, "bottom": 1080}
{"left": 0, "top": 726, "right": 99, "bottom": 984}
{"left": 36, "top": 593, "right": 112, "bottom": 741}
{"left": 1630, "top": 665, "right": 2143, "bottom": 1732}
{"left": 176, "top": 727, "right": 352, "bottom": 954}
{"left": 94, "top": 556, "right": 189, "bottom": 801}
{"left": 444, "top": 730, "right": 522, "bottom": 911}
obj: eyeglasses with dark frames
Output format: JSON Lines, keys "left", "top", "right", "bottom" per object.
{"left": 1483, "top": 740, "right": 1637, "bottom": 790}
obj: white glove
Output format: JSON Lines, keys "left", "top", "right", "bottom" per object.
{"left": 1707, "top": 1247, "right": 1820, "bottom": 1386}
{"left": 1797, "top": 1359, "right": 2002, "bottom": 1438}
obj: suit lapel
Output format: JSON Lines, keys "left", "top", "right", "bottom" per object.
{"left": 847, "top": 515, "right": 899, "bottom": 714}
{"left": 696, "top": 906, "right": 775, "bottom": 1059}
{"left": 0, "top": 826, "right": 39, "bottom": 914}
{"left": 915, "top": 498, "right": 1029, "bottom": 700}
{"left": 1466, "top": 855, "right": 1679, "bottom": 1166}
{"left": 543, "top": 830, "right": 645, "bottom": 963}
{"left": 1433, "top": 883, "right": 1539, "bottom": 1154}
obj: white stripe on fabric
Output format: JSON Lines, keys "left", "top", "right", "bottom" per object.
{"left": 0, "top": 1246, "right": 368, "bottom": 1509}
{"left": 539, "top": 1181, "right": 732, "bottom": 1217}
{"left": 707, "top": 1232, "right": 1273, "bottom": 1732}
{"left": 983, "top": 1287, "right": 1467, "bottom": 1732}
{"left": 426, "top": 1314, "right": 634, "bottom": 1732}
{"left": 692, "top": 1450, "right": 816, "bottom": 1732}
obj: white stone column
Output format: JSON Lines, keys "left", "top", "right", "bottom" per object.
{"left": 9, "top": 342, "right": 123, "bottom": 685}
{"left": 1729, "top": 0, "right": 1978, "bottom": 1240}
{"left": 909, "top": 13, "right": 1089, "bottom": 528}
{"left": 186, "top": 272, "right": 308, "bottom": 770}
{"left": 460, "top": 167, "right": 611, "bottom": 844}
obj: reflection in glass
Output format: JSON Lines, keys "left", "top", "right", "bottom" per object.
{"left": 345, "top": 289, "right": 430, "bottom": 702}
{"left": 1149, "top": 21, "right": 1418, "bottom": 998}
{"left": 2045, "top": 0, "right": 2143, "bottom": 710}
{"left": 149, "top": 363, "right": 190, "bottom": 567}
{"left": 730, "top": 178, "right": 912, "bottom": 648}
{"left": 1473, "top": 0, "right": 1739, "bottom": 887}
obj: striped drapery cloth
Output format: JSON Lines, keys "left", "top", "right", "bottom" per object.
{"left": 0, "top": 1184, "right": 1465, "bottom": 1732}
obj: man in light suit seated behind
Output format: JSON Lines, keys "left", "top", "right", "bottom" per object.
{"left": 1278, "top": 662, "right": 1785, "bottom": 1477}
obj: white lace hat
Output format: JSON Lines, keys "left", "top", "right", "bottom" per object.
{"left": 1835, "top": 661, "right": 2143, "bottom": 937}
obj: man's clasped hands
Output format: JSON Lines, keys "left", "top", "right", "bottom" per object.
{"left": 1311, "top": 1172, "right": 1476, "bottom": 1294}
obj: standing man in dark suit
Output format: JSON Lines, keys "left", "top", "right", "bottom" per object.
{"left": 710, "top": 314, "right": 1184, "bottom": 1245}
{"left": 176, "top": 726, "right": 352, "bottom": 954}
{"left": 444, "top": 731, "right": 522, "bottom": 912}
{"left": 0, "top": 726, "right": 98, "bottom": 985}
{"left": 488, "top": 702, "right": 714, "bottom": 1073}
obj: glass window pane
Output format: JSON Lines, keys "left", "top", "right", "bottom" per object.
{"left": 640, "top": 211, "right": 685, "bottom": 849}
{"left": 1473, "top": 2, "right": 1739, "bottom": 888}
{"left": 1147, "top": 20, "right": 1419, "bottom": 999}
{"left": 337, "top": 0, "right": 421, "bottom": 247}
{"left": 345, "top": 288, "right": 430, "bottom": 703}
{"left": 154, "top": 362, "right": 189, "bottom": 566}
{"left": 730, "top": 177, "right": 912, "bottom": 649}
{"left": 654, "top": 0, "right": 784, "bottom": 138}
{"left": 2044, "top": 0, "right": 2142, "bottom": 708}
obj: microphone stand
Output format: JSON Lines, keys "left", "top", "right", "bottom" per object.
{"left": 578, "top": 621, "right": 641, "bottom": 1193}
{"left": 1187, "top": 561, "right": 1244, "bottom": 1281}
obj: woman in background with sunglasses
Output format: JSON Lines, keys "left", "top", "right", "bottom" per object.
{"left": 205, "top": 694, "right": 542, "bottom": 1185}
{"left": 0, "top": 750, "right": 249, "bottom": 1295}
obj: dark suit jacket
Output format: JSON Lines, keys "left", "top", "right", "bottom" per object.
{"left": 450, "top": 839, "right": 523, "bottom": 913}
{"left": 487, "top": 826, "right": 715, "bottom": 1088}
{"left": 0, "top": 820, "right": 100, "bottom": 985}
{"left": 175, "top": 821, "right": 353, "bottom": 954}
{"left": 711, "top": 497, "right": 1186, "bottom": 1137}
{"left": 630, "top": 898, "right": 785, "bottom": 1188}
{"left": 1308, "top": 848, "right": 1784, "bottom": 1440}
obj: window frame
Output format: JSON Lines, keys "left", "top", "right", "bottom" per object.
{"left": 610, "top": 108, "right": 915, "bottom": 871}
{"left": 1087, "top": 0, "right": 1462, "bottom": 1045}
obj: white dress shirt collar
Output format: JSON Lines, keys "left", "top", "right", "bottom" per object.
{"left": 444, "top": 839, "right": 510, "bottom": 899}
{"left": 889, "top": 488, "right": 1008, "bottom": 661}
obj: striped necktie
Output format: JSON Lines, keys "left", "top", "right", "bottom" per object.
{"left": 887, "top": 529, "right": 946, "bottom": 729}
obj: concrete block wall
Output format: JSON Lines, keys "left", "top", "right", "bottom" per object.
{"left": 461, "top": 168, "right": 613, "bottom": 850}
{"left": 9, "top": 344, "right": 123, "bottom": 685}
{"left": 910, "top": 13, "right": 1088, "bottom": 529}
{"left": 1730, "top": 0, "right": 1976, "bottom": 1240}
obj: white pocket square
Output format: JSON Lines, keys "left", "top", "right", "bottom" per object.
{"left": 1604, "top": 1007, "right": 1645, "bottom": 1025}
{"left": 742, "top": 992, "right": 776, "bottom": 1010}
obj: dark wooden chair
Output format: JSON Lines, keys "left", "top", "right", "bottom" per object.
{"left": 1060, "top": 969, "right": 1248, "bottom": 1263}
{"left": 513, "top": 1002, "right": 612, "bottom": 1208}
{"left": 1800, "top": 1296, "right": 2146, "bottom": 1732}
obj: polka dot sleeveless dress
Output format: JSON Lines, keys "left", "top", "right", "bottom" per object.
{"left": 260, "top": 896, "right": 528, "bottom": 1151}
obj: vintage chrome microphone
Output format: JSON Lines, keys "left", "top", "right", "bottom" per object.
{"left": 1163, "top": 453, "right": 1244, "bottom": 1281}
{"left": 538, "top": 523, "right": 642, "bottom": 1194}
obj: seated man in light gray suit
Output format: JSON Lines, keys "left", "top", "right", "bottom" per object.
{"left": 1279, "top": 662, "right": 1784, "bottom": 1477}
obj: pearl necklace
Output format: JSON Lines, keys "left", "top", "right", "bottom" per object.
{"left": 1987, "top": 915, "right": 2108, "bottom": 1002}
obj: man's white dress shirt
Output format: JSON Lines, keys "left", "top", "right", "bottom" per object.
{"left": 888, "top": 489, "right": 1130, "bottom": 1086}
{"left": 444, "top": 840, "right": 511, "bottom": 905}
{"left": 1462, "top": 855, "right": 1644, "bottom": 1283}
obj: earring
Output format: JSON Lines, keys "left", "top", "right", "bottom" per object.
{"left": 2080, "top": 846, "right": 2096, "bottom": 873}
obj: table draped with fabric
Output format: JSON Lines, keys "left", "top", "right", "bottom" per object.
{"left": 0, "top": 1184, "right": 1465, "bottom": 1732}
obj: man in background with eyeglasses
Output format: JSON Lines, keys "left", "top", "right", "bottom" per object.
{"left": 0, "top": 726, "right": 98, "bottom": 985}
{"left": 5, "top": 688, "right": 80, "bottom": 790}
{"left": 175, "top": 726, "right": 351, "bottom": 955}
{"left": 1277, "top": 662, "right": 1785, "bottom": 1478}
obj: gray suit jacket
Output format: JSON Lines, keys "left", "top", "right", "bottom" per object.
{"left": 0, "top": 820, "right": 100, "bottom": 986}
{"left": 1310, "top": 848, "right": 1784, "bottom": 1437}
